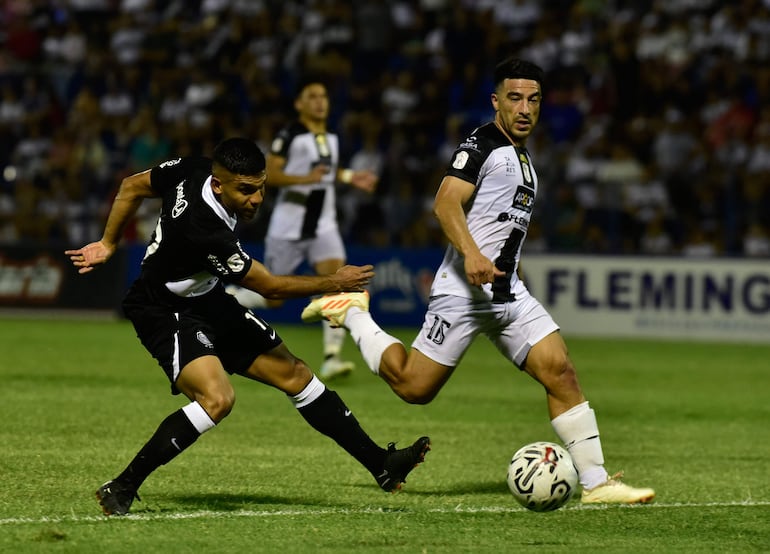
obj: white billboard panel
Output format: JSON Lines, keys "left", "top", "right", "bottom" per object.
{"left": 523, "top": 255, "right": 770, "bottom": 343}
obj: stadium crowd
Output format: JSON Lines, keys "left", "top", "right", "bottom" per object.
{"left": 1, "top": 0, "right": 769, "bottom": 257}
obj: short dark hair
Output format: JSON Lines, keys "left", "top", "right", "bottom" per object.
{"left": 493, "top": 58, "right": 544, "bottom": 89}
{"left": 212, "top": 137, "right": 266, "bottom": 175}
{"left": 294, "top": 75, "right": 328, "bottom": 98}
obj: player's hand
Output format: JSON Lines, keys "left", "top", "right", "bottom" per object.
{"left": 65, "top": 241, "right": 116, "bottom": 274}
{"left": 349, "top": 170, "right": 378, "bottom": 193}
{"left": 308, "top": 164, "right": 330, "bottom": 182}
{"left": 332, "top": 264, "right": 375, "bottom": 291}
{"left": 464, "top": 252, "right": 505, "bottom": 286}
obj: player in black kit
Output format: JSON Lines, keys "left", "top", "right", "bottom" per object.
{"left": 65, "top": 138, "right": 429, "bottom": 515}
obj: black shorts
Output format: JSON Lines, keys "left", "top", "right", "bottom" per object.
{"left": 123, "top": 279, "right": 282, "bottom": 394}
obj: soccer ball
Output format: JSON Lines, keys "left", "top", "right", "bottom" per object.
{"left": 507, "top": 441, "right": 579, "bottom": 512}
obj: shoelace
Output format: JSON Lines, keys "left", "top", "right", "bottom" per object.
{"left": 605, "top": 471, "right": 625, "bottom": 485}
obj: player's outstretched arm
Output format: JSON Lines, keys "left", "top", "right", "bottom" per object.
{"left": 65, "top": 169, "right": 157, "bottom": 274}
{"left": 238, "top": 261, "right": 374, "bottom": 300}
{"left": 341, "top": 168, "right": 378, "bottom": 193}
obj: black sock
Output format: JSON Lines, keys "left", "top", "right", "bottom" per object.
{"left": 116, "top": 409, "right": 202, "bottom": 490}
{"left": 297, "top": 389, "right": 386, "bottom": 475}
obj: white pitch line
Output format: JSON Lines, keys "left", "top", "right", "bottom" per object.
{"left": 1, "top": 500, "right": 768, "bottom": 526}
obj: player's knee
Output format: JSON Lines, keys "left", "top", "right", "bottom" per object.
{"left": 544, "top": 356, "right": 579, "bottom": 391}
{"left": 394, "top": 382, "right": 438, "bottom": 405}
{"left": 200, "top": 389, "right": 235, "bottom": 422}
{"left": 285, "top": 358, "right": 314, "bottom": 392}
{"left": 527, "top": 347, "right": 577, "bottom": 389}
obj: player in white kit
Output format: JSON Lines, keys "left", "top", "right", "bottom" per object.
{"left": 228, "top": 78, "right": 377, "bottom": 380}
{"left": 302, "top": 58, "right": 655, "bottom": 505}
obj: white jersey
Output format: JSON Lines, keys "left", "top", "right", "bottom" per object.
{"left": 432, "top": 121, "right": 538, "bottom": 303}
{"left": 266, "top": 121, "right": 340, "bottom": 240}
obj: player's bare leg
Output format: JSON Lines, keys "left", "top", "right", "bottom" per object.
{"left": 525, "top": 332, "right": 654, "bottom": 503}
{"left": 379, "top": 346, "right": 454, "bottom": 404}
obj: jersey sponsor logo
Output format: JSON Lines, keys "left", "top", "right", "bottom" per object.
{"left": 159, "top": 158, "right": 181, "bottom": 168}
{"left": 208, "top": 254, "right": 228, "bottom": 274}
{"left": 172, "top": 181, "right": 188, "bottom": 218}
{"left": 513, "top": 185, "right": 535, "bottom": 213}
{"left": 505, "top": 155, "right": 518, "bottom": 175}
{"left": 459, "top": 136, "right": 479, "bottom": 151}
{"left": 227, "top": 253, "right": 245, "bottom": 273}
{"left": 196, "top": 330, "right": 214, "bottom": 348}
{"left": 235, "top": 240, "right": 250, "bottom": 259}
{"left": 452, "top": 151, "right": 469, "bottom": 169}
{"left": 497, "top": 212, "right": 529, "bottom": 226}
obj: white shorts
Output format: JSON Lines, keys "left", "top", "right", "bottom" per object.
{"left": 411, "top": 289, "right": 559, "bottom": 369}
{"left": 264, "top": 229, "right": 346, "bottom": 274}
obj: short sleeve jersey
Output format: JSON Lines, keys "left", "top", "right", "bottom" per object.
{"left": 431, "top": 121, "right": 538, "bottom": 303}
{"left": 265, "top": 121, "right": 340, "bottom": 240}
{"left": 140, "top": 157, "right": 252, "bottom": 298}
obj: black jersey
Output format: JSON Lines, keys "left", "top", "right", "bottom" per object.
{"left": 138, "top": 156, "right": 252, "bottom": 302}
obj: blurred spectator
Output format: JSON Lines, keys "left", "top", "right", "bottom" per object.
{"left": 0, "top": 0, "right": 765, "bottom": 259}
{"left": 639, "top": 213, "right": 675, "bottom": 256}
{"left": 742, "top": 223, "right": 770, "bottom": 257}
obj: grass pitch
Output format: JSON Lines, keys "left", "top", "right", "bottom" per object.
{"left": 1, "top": 316, "right": 768, "bottom": 553}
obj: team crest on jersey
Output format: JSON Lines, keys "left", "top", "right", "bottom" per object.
{"left": 513, "top": 185, "right": 535, "bottom": 213}
{"left": 196, "top": 330, "right": 214, "bottom": 348}
{"left": 519, "top": 153, "right": 532, "bottom": 183}
{"left": 315, "top": 133, "right": 330, "bottom": 157}
{"left": 452, "top": 151, "right": 469, "bottom": 169}
{"left": 227, "top": 253, "right": 245, "bottom": 273}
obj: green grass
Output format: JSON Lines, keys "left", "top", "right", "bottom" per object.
{"left": 1, "top": 316, "right": 769, "bottom": 553}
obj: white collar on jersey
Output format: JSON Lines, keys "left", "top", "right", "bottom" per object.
{"left": 201, "top": 175, "right": 237, "bottom": 231}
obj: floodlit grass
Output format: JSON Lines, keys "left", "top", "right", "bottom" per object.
{"left": 2, "top": 316, "right": 769, "bottom": 553}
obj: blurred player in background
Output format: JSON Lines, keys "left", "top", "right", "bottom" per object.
{"left": 302, "top": 58, "right": 655, "bottom": 505}
{"left": 227, "top": 78, "right": 378, "bottom": 381}
{"left": 66, "top": 137, "right": 428, "bottom": 516}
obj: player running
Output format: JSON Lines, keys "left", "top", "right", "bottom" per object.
{"left": 301, "top": 59, "right": 654, "bottom": 505}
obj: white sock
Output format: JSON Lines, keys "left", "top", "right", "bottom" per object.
{"left": 323, "top": 321, "right": 346, "bottom": 359}
{"left": 181, "top": 401, "right": 217, "bottom": 434}
{"left": 288, "top": 375, "right": 326, "bottom": 408}
{"left": 227, "top": 286, "right": 268, "bottom": 309}
{"left": 343, "top": 307, "right": 401, "bottom": 375}
{"left": 551, "top": 401, "right": 609, "bottom": 489}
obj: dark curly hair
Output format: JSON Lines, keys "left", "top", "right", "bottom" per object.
{"left": 212, "top": 137, "right": 266, "bottom": 176}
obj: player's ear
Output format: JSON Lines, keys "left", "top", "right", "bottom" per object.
{"left": 210, "top": 175, "right": 223, "bottom": 194}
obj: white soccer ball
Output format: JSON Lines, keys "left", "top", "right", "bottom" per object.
{"left": 507, "top": 441, "right": 579, "bottom": 512}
